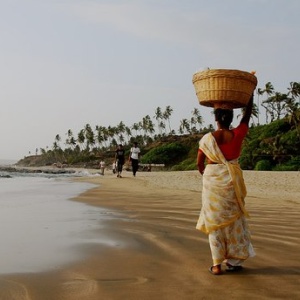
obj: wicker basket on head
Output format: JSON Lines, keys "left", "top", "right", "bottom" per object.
{"left": 192, "top": 69, "right": 258, "bottom": 109}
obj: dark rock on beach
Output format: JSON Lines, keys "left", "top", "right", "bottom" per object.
{"left": 0, "top": 166, "right": 76, "bottom": 175}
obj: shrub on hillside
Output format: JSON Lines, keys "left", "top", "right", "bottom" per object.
{"left": 258, "top": 119, "right": 291, "bottom": 138}
{"left": 273, "top": 156, "right": 300, "bottom": 171}
{"left": 254, "top": 160, "right": 273, "bottom": 171}
{"left": 171, "top": 157, "right": 197, "bottom": 171}
{"left": 140, "top": 142, "right": 189, "bottom": 166}
{"left": 240, "top": 119, "right": 300, "bottom": 170}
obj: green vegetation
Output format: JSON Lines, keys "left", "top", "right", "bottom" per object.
{"left": 140, "top": 142, "right": 189, "bottom": 167}
{"left": 18, "top": 81, "right": 300, "bottom": 171}
{"left": 240, "top": 117, "right": 300, "bottom": 171}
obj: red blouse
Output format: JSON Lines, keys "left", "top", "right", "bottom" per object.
{"left": 217, "top": 123, "right": 248, "bottom": 160}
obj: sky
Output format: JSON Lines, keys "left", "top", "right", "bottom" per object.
{"left": 0, "top": 0, "right": 299, "bottom": 160}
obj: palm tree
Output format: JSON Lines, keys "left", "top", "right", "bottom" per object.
{"left": 132, "top": 123, "right": 140, "bottom": 137}
{"left": 101, "top": 126, "right": 109, "bottom": 148}
{"left": 285, "top": 83, "right": 300, "bottom": 137}
{"left": 258, "top": 82, "right": 274, "bottom": 123}
{"left": 147, "top": 119, "right": 155, "bottom": 137}
{"left": 260, "top": 82, "right": 274, "bottom": 96}
{"left": 81, "top": 123, "right": 95, "bottom": 151}
{"left": 52, "top": 139, "right": 62, "bottom": 162}
{"left": 111, "top": 138, "right": 118, "bottom": 148}
{"left": 67, "top": 129, "right": 73, "bottom": 139}
{"left": 263, "top": 92, "right": 288, "bottom": 121}
{"left": 117, "top": 121, "right": 126, "bottom": 141}
{"left": 141, "top": 115, "right": 150, "bottom": 137}
{"left": 287, "top": 82, "right": 300, "bottom": 103}
{"left": 77, "top": 129, "right": 85, "bottom": 151}
{"left": 179, "top": 118, "right": 190, "bottom": 134}
{"left": 255, "top": 90, "right": 261, "bottom": 124}
{"left": 159, "top": 121, "right": 166, "bottom": 135}
{"left": 55, "top": 134, "right": 61, "bottom": 144}
{"left": 69, "top": 136, "right": 77, "bottom": 150}
{"left": 163, "top": 105, "right": 173, "bottom": 134}
{"left": 95, "top": 126, "right": 105, "bottom": 149}
{"left": 154, "top": 107, "right": 163, "bottom": 134}
{"left": 86, "top": 127, "right": 95, "bottom": 151}
{"left": 119, "top": 134, "right": 125, "bottom": 145}
{"left": 191, "top": 108, "right": 203, "bottom": 132}
{"left": 190, "top": 116, "right": 196, "bottom": 133}
{"left": 53, "top": 134, "right": 61, "bottom": 154}
{"left": 125, "top": 126, "right": 132, "bottom": 143}
{"left": 65, "top": 129, "right": 74, "bottom": 149}
{"left": 107, "top": 126, "right": 116, "bottom": 148}
{"left": 52, "top": 141, "right": 59, "bottom": 151}
{"left": 178, "top": 126, "right": 184, "bottom": 135}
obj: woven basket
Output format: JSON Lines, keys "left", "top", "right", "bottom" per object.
{"left": 192, "top": 69, "right": 258, "bottom": 108}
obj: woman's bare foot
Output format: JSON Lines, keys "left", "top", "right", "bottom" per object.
{"left": 209, "top": 265, "right": 222, "bottom": 275}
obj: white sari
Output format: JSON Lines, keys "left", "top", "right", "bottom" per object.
{"left": 196, "top": 133, "right": 255, "bottom": 266}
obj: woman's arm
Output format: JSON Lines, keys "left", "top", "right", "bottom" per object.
{"left": 197, "top": 149, "right": 206, "bottom": 175}
{"left": 241, "top": 94, "right": 254, "bottom": 125}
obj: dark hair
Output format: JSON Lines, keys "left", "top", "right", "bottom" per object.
{"left": 214, "top": 108, "right": 233, "bottom": 127}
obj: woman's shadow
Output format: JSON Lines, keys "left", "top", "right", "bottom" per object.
{"left": 233, "top": 266, "right": 300, "bottom": 275}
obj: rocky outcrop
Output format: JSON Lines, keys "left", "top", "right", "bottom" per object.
{"left": 0, "top": 166, "right": 76, "bottom": 175}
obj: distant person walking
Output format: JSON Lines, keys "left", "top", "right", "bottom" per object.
{"left": 99, "top": 160, "right": 105, "bottom": 175}
{"left": 112, "top": 162, "right": 117, "bottom": 174}
{"left": 129, "top": 142, "right": 140, "bottom": 177}
{"left": 115, "top": 144, "right": 125, "bottom": 178}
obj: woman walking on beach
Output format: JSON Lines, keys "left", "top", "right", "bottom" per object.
{"left": 196, "top": 95, "right": 255, "bottom": 275}
{"left": 129, "top": 142, "right": 140, "bottom": 177}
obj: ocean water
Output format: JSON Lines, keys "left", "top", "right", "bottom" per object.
{"left": 0, "top": 159, "right": 18, "bottom": 166}
{"left": 0, "top": 160, "right": 117, "bottom": 274}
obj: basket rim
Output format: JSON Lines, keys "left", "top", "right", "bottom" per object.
{"left": 192, "top": 68, "right": 257, "bottom": 85}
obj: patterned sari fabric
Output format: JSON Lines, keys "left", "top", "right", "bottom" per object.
{"left": 196, "top": 133, "right": 255, "bottom": 266}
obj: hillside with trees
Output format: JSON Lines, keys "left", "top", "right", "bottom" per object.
{"left": 17, "top": 82, "right": 300, "bottom": 171}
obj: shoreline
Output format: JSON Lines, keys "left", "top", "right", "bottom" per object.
{"left": 0, "top": 170, "right": 299, "bottom": 299}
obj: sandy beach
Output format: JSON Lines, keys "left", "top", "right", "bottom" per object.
{"left": 0, "top": 170, "right": 299, "bottom": 300}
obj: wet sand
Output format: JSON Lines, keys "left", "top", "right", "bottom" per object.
{"left": 0, "top": 170, "right": 299, "bottom": 300}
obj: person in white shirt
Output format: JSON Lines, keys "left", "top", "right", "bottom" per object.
{"left": 128, "top": 142, "right": 141, "bottom": 176}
